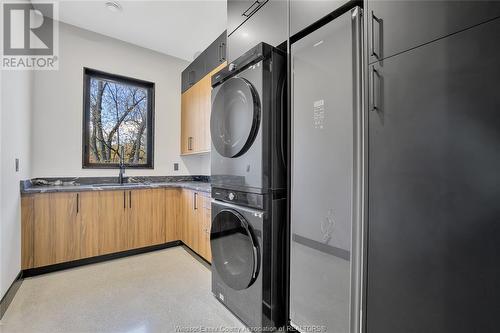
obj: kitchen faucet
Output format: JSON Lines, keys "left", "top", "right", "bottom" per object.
{"left": 118, "top": 146, "right": 127, "bottom": 184}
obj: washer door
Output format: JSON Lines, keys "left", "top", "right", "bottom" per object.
{"left": 210, "top": 209, "right": 260, "bottom": 290}
{"left": 211, "top": 77, "right": 261, "bottom": 158}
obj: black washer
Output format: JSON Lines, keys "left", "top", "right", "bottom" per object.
{"left": 210, "top": 209, "right": 260, "bottom": 290}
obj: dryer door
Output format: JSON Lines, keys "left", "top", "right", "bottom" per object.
{"left": 211, "top": 77, "right": 261, "bottom": 158}
{"left": 210, "top": 209, "right": 260, "bottom": 290}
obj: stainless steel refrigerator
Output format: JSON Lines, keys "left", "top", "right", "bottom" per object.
{"left": 289, "top": 6, "right": 364, "bottom": 333}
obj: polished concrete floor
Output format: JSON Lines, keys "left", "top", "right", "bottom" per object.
{"left": 0, "top": 246, "right": 246, "bottom": 333}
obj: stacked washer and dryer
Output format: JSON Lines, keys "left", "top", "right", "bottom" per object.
{"left": 209, "top": 43, "right": 287, "bottom": 330}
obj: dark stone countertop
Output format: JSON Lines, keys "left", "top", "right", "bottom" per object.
{"left": 20, "top": 176, "right": 211, "bottom": 195}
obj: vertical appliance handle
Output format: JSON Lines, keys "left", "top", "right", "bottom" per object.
{"left": 370, "top": 11, "right": 380, "bottom": 59}
{"left": 351, "top": 7, "right": 365, "bottom": 333}
{"left": 370, "top": 66, "right": 379, "bottom": 112}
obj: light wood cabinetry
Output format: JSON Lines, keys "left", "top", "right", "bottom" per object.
{"left": 21, "top": 196, "right": 34, "bottom": 269}
{"left": 180, "top": 62, "right": 226, "bottom": 155}
{"left": 198, "top": 194, "right": 212, "bottom": 262}
{"left": 79, "top": 191, "right": 99, "bottom": 259}
{"left": 180, "top": 189, "right": 212, "bottom": 263}
{"left": 21, "top": 187, "right": 211, "bottom": 269}
{"left": 98, "top": 190, "right": 128, "bottom": 255}
{"left": 33, "top": 192, "right": 80, "bottom": 267}
{"left": 128, "top": 189, "right": 166, "bottom": 249}
{"left": 165, "top": 188, "right": 181, "bottom": 242}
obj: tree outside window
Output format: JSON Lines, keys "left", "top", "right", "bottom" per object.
{"left": 83, "top": 68, "right": 154, "bottom": 168}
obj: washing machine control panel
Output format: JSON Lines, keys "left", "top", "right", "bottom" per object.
{"left": 212, "top": 188, "right": 264, "bottom": 209}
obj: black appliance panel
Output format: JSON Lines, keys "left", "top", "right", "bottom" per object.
{"left": 367, "top": 0, "right": 500, "bottom": 64}
{"left": 366, "top": 17, "right": 500, "bottom": 333}
{"left": 228, "top": 0, "right": 287, "bottom": 62}
{"left": 212, "top": 187, "right": 265, "bottom": 209}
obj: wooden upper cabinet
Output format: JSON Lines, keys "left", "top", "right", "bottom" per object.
{"left": 128, "top": 189, "right": 166, "bottom": 249}
{"left": 33, "top": 192, "right": 80, "bottom": 267}
{"left": 98, "top": 190, "right": 128, "bottom": 255}
{"left": 180, "top": 62, "right": 226, "bottom": 155}
{"left": 181, "top": 85, "right": 199, "bottom": 154}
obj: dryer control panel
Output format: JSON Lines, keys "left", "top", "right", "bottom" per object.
{"left": 212, "top": 187, "right": 264, "bottom": 210}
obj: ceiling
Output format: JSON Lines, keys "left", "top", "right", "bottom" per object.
{"left": 49, "top": 0, "right": 227, "bottom": 61}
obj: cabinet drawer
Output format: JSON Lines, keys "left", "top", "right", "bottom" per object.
{"left": 367, "top": 0, "right": 500, "bottom": 64}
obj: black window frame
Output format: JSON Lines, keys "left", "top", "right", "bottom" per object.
{"left": 82, "top": 67, "right": 155, "bottom": 169}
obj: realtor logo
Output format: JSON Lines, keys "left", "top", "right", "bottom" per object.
{"left": 2, "top": 1, "right": 58, "bottom": 69}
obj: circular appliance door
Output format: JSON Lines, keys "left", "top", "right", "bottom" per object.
{"left": 211, "top": 77, "right": 261, "bottom": 158}
{"left": 210, "top": 209, "right": 260, "bottom": 290}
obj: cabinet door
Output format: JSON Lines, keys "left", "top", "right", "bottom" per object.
{"left": 181, "top": 189, "right": 195, "bottom": 248}
{"left": 21, "top": 195, "right": 34, "bottom": 269}
{"left": 205, "top": 31, "right": 227, "bottom": 72}
{"left": 79, "top": 191, "right": 99, "bottom": 259}
{"left": 165, "top": 188, "right": 181, "bottom": 242}
{"left": 197, "top": 75, "right": 211, "bottom": 153}
{"left": 128, "top": 189, "right": 166, "bottom": 249}
{"left": 181, "top": 83, "right": 201, "bottom": 154}
{"left": 228, "top": 0, "right": 265, "bottom": 36}
{"left": 228, "top": 0, "right": 287, "bottom": 62}
{"left": 181, "top": 88, "right": 194, "bottom": 154}
{"left": 367, "top": 0, "right": 500, "bottom": 64}
{"left": 367, "top": 18, "right": 500, "bottom": 333}
{"left": 98, "top": 191, "right": 128, "bottom": 255}
{"left": 201, "top": 195, "right": 212, "bottom": 262}
{"left": 33, "top": 192, "right": 80, "bottom": 267}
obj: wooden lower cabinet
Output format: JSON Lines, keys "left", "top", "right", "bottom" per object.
{"left": 33, "top": 192, "right": 80, "bottom": 267}
{"left": 165, "top": 188, "right": 181, "bottom": 242}
{"left": 98, "top": 190, "right": 128, "bottom": 255}
{"left": 180, "top": 189, "right": 212, "bottom": 263}
{"left": 79, "top": 191, "right": 99, "bottom": 259}
{"left": 128, "top": 189, "right": 166, "bottom": 249}
{"left": 22, "top": 187, "right": 211, "bottom": 268}
{"left": 199, "top": 194, "right": 212, "bottom": 262}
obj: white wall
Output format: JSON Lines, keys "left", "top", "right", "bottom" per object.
{"left": 32, "top": 22, "right": 210, "bottom": 178}
{"left": 0, "top": 69, "right": 33, "bottom": 299}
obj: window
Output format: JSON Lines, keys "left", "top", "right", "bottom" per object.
{"left": 82, "top": 68, "right": 154, "bottom": 168}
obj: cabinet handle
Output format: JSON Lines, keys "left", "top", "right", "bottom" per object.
{"left": 370, "top": 11, "right": 380, "bottom": 59}
{"left": 123, "top": 191, "right": 126, "bottom": 209}
{"left": 188, "top": 137, "right": 193, "bottom": 151}
{"left": 76, "top": 193, "right": 79, "bottom": 214}
{"left": 220, "top": 42, "right": 226, "bottom": 61}
{"left": 243, "top": 0, "right": 264, "bottom": 17}
{"left": 370, "top": 66, "right": 379, "bottom": 112}
{"left": 193, "top": 192, "right": 198, "bottom": 210}
{"left": 129, "top": 191, "right": 132, "bottom": 208}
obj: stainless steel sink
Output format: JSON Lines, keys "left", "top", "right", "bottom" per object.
{"left": 92, "top": 183, "right": 145, "bottom": 187}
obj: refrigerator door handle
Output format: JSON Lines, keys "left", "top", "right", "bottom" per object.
{"left": 351, "top": 6, "right": 366, "bottom": 333}
{"left": 370, "top": 66, "right": 379, "bottom": 112}
{"left": 370, "top": 11, "right": 380, "bottom": 59}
